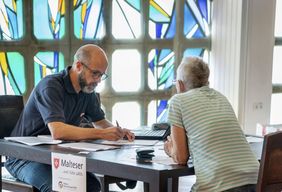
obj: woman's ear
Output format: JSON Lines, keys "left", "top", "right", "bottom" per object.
{"left": 176, "top": 80, "right": 185, "bottom": 93}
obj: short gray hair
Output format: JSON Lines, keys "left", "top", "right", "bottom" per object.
{"left": 177, "top": 56, "right": 209, "bottom": 90}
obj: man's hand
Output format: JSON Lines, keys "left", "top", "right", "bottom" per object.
{"left": 102, "top": 127, "right": 125, "bottom": 141}
{"left": 122, "top": 128, "right": 135, "bottom": 142}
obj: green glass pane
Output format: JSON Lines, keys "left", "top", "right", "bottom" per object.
{"left": 149, "top": 0, "right": 175, "bottom": 39}
{"left": 34, "top": 51, "right": 64, "bottom": 85}
{"left": 33, "top": 0, "right": 65, "bottom": 40}
{"left": 73, "top": 0, "right": 105, "bottom": 39}
{"left": 0, "top": 52, "right": 25, "bottom": 95}
{"left": 148, "top": 49, "right": 175, "bottom": 90}
{"left": 112, "top": 0, "right": 141, "bottom": 39}
{"left": 0, "top": 0, "right": 24, "bottom": 40}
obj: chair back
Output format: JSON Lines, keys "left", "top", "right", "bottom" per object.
{"left": 0, "top": 95, "right": 24, "bottom": 138}
{"left": 257, "top": 131, "right": 282, "bottom": 192}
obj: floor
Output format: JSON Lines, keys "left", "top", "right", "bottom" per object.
{"left": 2, "top": 175, "right": 196, "bottom": 192}
{"left": 107, "top": 175, "right": 196, "bottom": 192}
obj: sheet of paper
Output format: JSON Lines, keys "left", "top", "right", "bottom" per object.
{"left": 4, "top": 136, "right": 62, "bottom": 146}
{"left": 151, "top": 155, "right": 179, "bottom": 165}
{"left": 94, "top": 139, "right": 159, "bottom": 146}
{"left": 58, "top": 142, "right": 119, "bottom": 151}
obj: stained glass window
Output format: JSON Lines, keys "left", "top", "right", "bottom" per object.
{"left": 0, "top": 0, "right": 23, "bottom": 40}
{"left": 149, "top": 0, "right": 175, "bottom": 39}
{"left": 73, "top": 0, "right": 105, "bottom": 39}
{"left": 183, "top": 48, "right": 209, "bottom": 61}
{"left": 184, "top": 0, "right": 210, "bottom": 38}
{"left": 0, "top": 52, "right": 25, "bottom": 95}
{"left": 112, "top": 101, "right": 140, "bottom": 129}
{"left": 148, "top": 99, "right": 168, "bottom": 125}
{"left": 33, "top": 0, "right": 65, "bottom": 40}
{"left": 34, "top": 52, "right": 64, "bottom": 85}
{"left": 112, "top": 0, "right": 141, "bottom": 39}
{"left": 148, "top": 49, "right": 175, "bottom": 90}
{"left": 112, "top": 49, "right": 141, "bottom": 92}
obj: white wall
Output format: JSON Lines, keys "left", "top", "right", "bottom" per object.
{"left": 211, "top": 0, "right": 276, "bottom": 134}
{"left": 210, "top": 0, "right": 243, "bottom": 115}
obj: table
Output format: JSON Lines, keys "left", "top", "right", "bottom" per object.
{"left": 0, "top": 140, "right": 194, "bottom": 192}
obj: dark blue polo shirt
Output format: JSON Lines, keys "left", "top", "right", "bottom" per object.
{"left": 11, "top": 66, "right": 105, "bottom": 136}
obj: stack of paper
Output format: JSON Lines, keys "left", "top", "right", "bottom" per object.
{"left": 4, "top": 136, "right": 62, "bottom": 146}
{"left": 58, "top": 142, "right": 119, "bottom": 151}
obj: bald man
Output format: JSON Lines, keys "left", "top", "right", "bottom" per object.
{"left": 5, "top": 44, "right": 134, "bottom": 192}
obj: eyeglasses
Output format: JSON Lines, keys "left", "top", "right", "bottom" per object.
{"left": 80, "top": 62, "right": 108, "bottom": 80}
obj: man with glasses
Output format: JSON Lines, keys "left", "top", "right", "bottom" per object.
{"left": 5, "top": 44, "right": 135, "bottom": 192}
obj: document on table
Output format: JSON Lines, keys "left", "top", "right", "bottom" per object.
{"left": 58, "top": 142, "right": 119, "bottom": 151}
{"left": 4, "top": 136, "right": 62, "bottom": 146}
{"left": 94, "top": 139, "right": 159, "bottom": 146}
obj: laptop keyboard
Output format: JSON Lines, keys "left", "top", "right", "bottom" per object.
{"left": 134, "top": 130, "right": 166, "bottom": 137}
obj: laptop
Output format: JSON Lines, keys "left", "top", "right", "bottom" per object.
{"left": 132, "top": 123, "right": 170, "bottom": 140}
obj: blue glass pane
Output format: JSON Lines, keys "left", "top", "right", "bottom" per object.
{"left": 149, "top": 0, "right": 175, "bottom": 39}
{"left": 148, "top": 99, "right": 169, "bottom": 125}
{"left": 73, "top": 0, "right": 105, "bottom": 39}
{"left": 0, "top": 0, "right": 23, "bottom": 40}
{"left": 112, "top": 0, "right": 141, "bottom": 39}
{"left": 183, "top": 48, "right": 209, "bottom": 63}
{"left": 148, "top": 49, "right": 175, "bottom": 90}
{"left": 0, "top": 52, "right": 25, "bottom": 95}
{"left": 34, "top": 52, "right": 64, "bottom": 85}
{"left": 33, "top": 0, "right": 65, "bottom": 40}
{"left": 184, "top": 0, "right": 210, "bottom": 39}
{"left": 183, "top": 48, "right": 204, "bottom": 57}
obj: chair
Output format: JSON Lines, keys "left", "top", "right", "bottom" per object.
{"left": 257, "top": 131, "right": 282, "bottom": 192}
{"left": 0, "top": 95, "right": 35, "bottom": 192}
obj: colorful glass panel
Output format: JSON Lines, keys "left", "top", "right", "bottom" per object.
{"left": 148, "top": 99, "right": 168, "bottom": 125}
{"left": 149, "top": 0, "right": 175, "bottom": 39}
{"left": 183, "top": 48, "right": 209, "bottom": 62}
{"left": 0, "top": 52, "right": 25, "bottom": 95}
{"left": 73, "top": 0, "right": 105, "bottom": 39}
{"left": 0, "top": 0, "right": 23, "bottom": 40}
{"left": 184, "top": 0, "right": 210, "bottom": 38}
{"left": 148, "top": 49, "right": 175, "bottom": 90}
{"left": 112, "top": 0, "right": 141, "bottom": 39}
{"left": 34, "top": 52, "right": 64, "bottom": 85}
{"left": 33, "top": 0, "right": 65, "bottom": 40}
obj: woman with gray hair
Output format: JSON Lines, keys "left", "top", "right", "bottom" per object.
{"left": 164, "top": 57, "right": 259, "bottom": 192}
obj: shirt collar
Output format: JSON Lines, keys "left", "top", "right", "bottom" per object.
{"left": 63, "top": 66, "right": 77, "bottom": 94}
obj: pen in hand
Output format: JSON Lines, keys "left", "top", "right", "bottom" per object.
{"left": 116, "top": 120, "right": 120, "bottom": 128}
